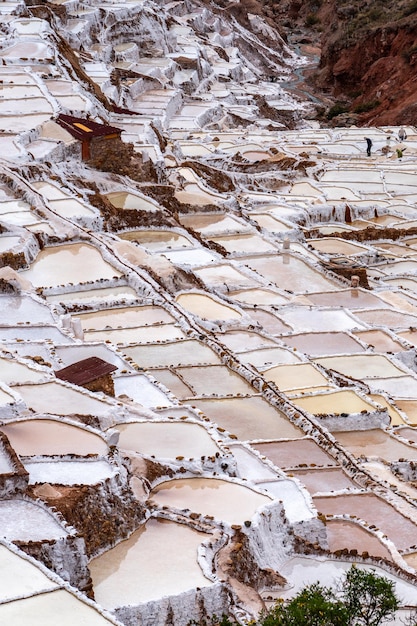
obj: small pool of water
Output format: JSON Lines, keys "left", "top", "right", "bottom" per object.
{"left": 0, "top": 235, "right": 21, "bottom": 253}
{"left": 291, "top": 467, "right": 358, "bottom": 494}
{"left": 315, "top": 354, "right": 406, "bottom": 379}
{"left": 215, "top": 330, "right": 278, "bottom": 352}
{"left": 238, "top": 346, "right": 301, "bottom": 370}
{"left": 90, "top": 518, "right": 212, "bottom": 609}
{"left": 152, "top": 477, "right": 271, "bottom": 525}
{"left": 355, "top": 309, "right": 417, "bottom": 330}
{"left": 119, "top": 229, "right": 194, "bottom": 251}
{"left": 46, "top": 285, "right": 138, "bottom": 304}
{"left": 263, "top": 363, "right": 330, "bottom": 391}
{"left": 353, "top": 329, "right": 405, "bottom": 353}
{"left": 326, "top": 519, "right": 392, "bottom": 559}
{"left": 106, "top": 191, "right": 159, "bottom": 212}
{"left": 336, "top": 429, "right": 417, "bottom": 461}
{"left": 283, "top": 331, "right": 365, "bottom": 356}
{"left": 125, "top": 339, "right": 220, "bottom": 369}
{"left": 280, "top": 308, "right": 365, "bottom": 333}
{"left": 85, "top": 324, "right": 186, "bottom": 345}
{"left": 228, "top": 288, "right": 288, "bottom": 306}
{"left": 77, "top": 305, "right": 175, "bottom": 330}
{"left": 210, "top": 234, "right": 278, "bottom": 254}
{"left": 252, "top": 439, "right": 337, "bottom": 469}
{"left": 0, "top": 500, "right": 68, "bottom": 541}
{"left": 176, "top": 364, "right": 254, "bottom": 396}
{"left": 14, "top": 381, "right": 113, "bottom": 417}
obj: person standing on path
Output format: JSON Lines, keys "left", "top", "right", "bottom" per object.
{"left": 365, "top": 137, "right": 372, "bottom": 157}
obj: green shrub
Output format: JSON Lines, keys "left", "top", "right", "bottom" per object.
{"left": 327, "top": 103, "right": 349, "bottom": 120}
{"left": 353, "top": 100, "right": 381, "bottom": 113}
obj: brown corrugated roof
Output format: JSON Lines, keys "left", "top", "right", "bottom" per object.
{"left": 55, "top": 357, "right": 117, "bottom": 386}
{"left": 56, "top": 114, "right": 122, "bottom": 141}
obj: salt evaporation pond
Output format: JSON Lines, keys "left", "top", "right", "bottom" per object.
{"left": 194, "top": 264, "right": 258, "bottom": 290}
{"left": 291, "top": 390, "right": 377, "bottom": 416}
{"left": 0, "top": 588, "right": 119, "bottom": 625}
{"left": 0, "top": 235, "right": 21, "bottom": 253}
{"left": 90, "top": 518, "right": 212, "bottom": 609}
{"left": 283, "top": 332, "right": 365, "bottom": 356}
{"left": 77, "top": 305, "right": 176, "bottom": 330}
{"left": 243, "top": 255, "right": 339, "bottom": 293}
{"left": 315, "top": 354, "right": 406, "bottom": 379}
{"left": 24, "top": 460, "right": 115, "bottom": 485}
{"left": 238, "top": 346, "right": 301, "bottom": 369}
{"left": 147, "top": 369, "right": 193, "bottom": 400}
{"left": 176, "top": 365, "right": 254, "bottom": 396}
{"left": 313, "top": 493, "right": 417, "bottom": 551}
{"left": 124, "top": 339, "right": 220, "bottom": 368}
{"left": 248, "top": 310, "right": 293, "bottom": 334}
{"left": 114, "top": 374, "right": 174, "bottom": 407}
{"left": 20, "top": 243, "right": 122, "bottom": 288}
{"left": 291, "top": 468, "right": 358, "bottom": 494}
{"left": 277, "top": 556, "right": 417, "bottom": 603}
{"left": 0, "top": 544, "right": 59, "bottom": 600}
{"left": 179, "top": 213, "right": 249, "bottom": 236}
{"left": 0, "top": 419, "right": 107, "bottom": 456}
{"left": 188, "top": 397, "right": 302, "bottom": 441}
{"left": 120, "top": 229, "right": 194, "bottom": 250}
{"left": 279, "top": 308, "right": 365, "bottom": 333}
{"left": 355, "top": 309, "right": 417, "bottom": 330}
{"left": 0, "top": 500, "right": 67, "bottom": 541}
{"left": 263, "top": 363, "right": 330, "bottom": 391}
{"left": 0, "top": 294, "right": 55, "bottom": 325}
{"left": 85, "top": 324, "right": 186, "bottom": 344}
{"left": 215, "top": 330, "right": 278, "bottom": 352}
{"left": 336, "top": 429, "right": 417, "bottom": 461}
{"left": 116, "top": 421, "right": 220, "bottom": 458}
{"left": 253, "top": 439, "right": 338, "bottom": 469}
{"left": 306, "top": 289, "right": 387, "bottom": 310}
{"left": 152, "top": 477, "right": 271, "bottom": 524}
{"left": 0, "top": 358, "right": 45, "bottom": 384}
{"left": 210, "top": 234, "right": 278, "bottom": 254}
{"left": 0, "top": 387, "right": 16, "bottom": 406}
{"left": 326, "top": 519, "right": 392, "bottom": 559}
{"left": 255, "top": 479, "right": 315, "bottom": 523}
{"left": 308, "top": 238, "right": 371, "bottom": 256}
{"left": 106, "top": 191, "right": 159, "bottom": 212}
{"left": 354, "top": 329, "right": 405, "bottom": 353}
{"left": 46, "top": 285, "right": 138, "bottom": 304}
{"left": 14, "top": 381, "right": 114, "bottom": 417}
{"left": 229, "top": 288, "right": 288, "bottom": 306}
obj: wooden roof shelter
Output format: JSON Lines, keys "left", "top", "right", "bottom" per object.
{"left": 55, "top": 114, "right": 122, "bottom": 160}
{"left": 55, "top": 357, "right": 117, "bottom": 387}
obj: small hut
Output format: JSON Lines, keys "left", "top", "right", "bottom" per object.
{"left": 55, "top": 356, "right": 117, "bottom": 396}
{"left": 55, "top": 114, "right": 122, "bottom": 161}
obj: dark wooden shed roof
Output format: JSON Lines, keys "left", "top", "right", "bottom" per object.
{"left": 56, "top": 114, "right": 122, "bottom": 141}
{"left": 55, "top": 357, "right": 117, "bottom": 386}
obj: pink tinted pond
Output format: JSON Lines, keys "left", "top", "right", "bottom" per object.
{"left": 353, "top": 329, "right": 405, "bottom": 353}
{"left": 0, "top": 419, "right": 107, "bottom": 456}
{"left": 175, "top": 365, "right": 254, "bottom": 396}
{"left": 355, "top": 309, "right": 417, "bottom": 330}
{"left": 189, "top": 396, "right": 303, "bottom": 441}
{"left": 290, "top": 468, "right": 359, "bottom": 494}
{"left": 325, "top": 520, "right": 392, "bottom": 559}
{"left": 151, "top": 477, "right": 271, "bottom": 525}
{"left": 313, "top": 493, "right": 417, "bottom": 551}
{"left": 306, "top": 289, "right": 387, "bottom": 310}
{"left": 335, "top": 429, "right": 417, "bottom": 461}
{"left": 252, "top": 438, "right": 338, "bottom": 469}
{"left": 282, "top": 332, "right": 365, "bottom": 356}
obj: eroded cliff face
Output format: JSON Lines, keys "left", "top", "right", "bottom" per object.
{"left": 274, "top": 0, "right": 417, "bottom": 125}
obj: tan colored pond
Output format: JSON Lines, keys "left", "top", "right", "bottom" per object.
{"left": 291, "top": 390, "right": 376, "bottom": 416}
{"left": 307, "top": 289, "right": 387, "bottom": 310}
{"left": 326, "top": 520, "right": 392, "bottom": 559}
{"left": 313, "top": 493, "right": 417, "bottom": 551}
{"left": 238, "top": 346, "right": 301, "bottom": 369}
{"left": 152, "top": 477, "right": 271, "bottom": 524}
{"left": 248, "top": 214, "right": 292, "bottom": 232}
{"left": 283, "top": 332, "right": 365, "bottom": 356}
{"left": 179, "top": 214, "right": 249, "bottom": 236}
{"left": 336, "top": 429, "right": 417, "bottom": 461}
{"left": 315, "top": 354, "right": 406, "bottom": 379}
{"left": 119, "top": 229, "right": 193, "bottom": 250}
{"left": 252, "top": 439, "right": 338, "bottom": 468}
{"left": 248, "top": 310, "right": 293, "bottom": 334}
{"left": 263, "top": 363, "right": 329, "bottom": 391}
{"left": 355, "top": 309, "right": 417, "bottom": 330}
{"left": 369, "top": 394, "right": 406, "bottom": 425}
{"left": 242, "top": 255, "right": 339, "bottom": 293}
{"left": 190, "top": 396, "right": 302, "bottom": 441}
{"left": 0, "top": 419, "right": 107, "bottom": 456}
{"left": 308, "top": 238, "right": 371, "bottom": 256}
{"left": 90, "top": 518, "right": 212, "bottom": 609}
{"left": 85, "top": 324, "right": 186, "bottom": 345}
{"left": 176, "top": 292, "right": 242, "bottom": 320}
{"left": 353, "top": 329, "right": 405, "bottom": 353}
{"left": 116, "top": 421, "right": 220, "bottom": 458}
{"left": 106, "top": 191, "right": 159, "bottom": 212}
{"left": 291, "top": 467, "right": 358, "bottom": 494}
{"left": 194, "top": 264, "right": 258, "bottom": 290}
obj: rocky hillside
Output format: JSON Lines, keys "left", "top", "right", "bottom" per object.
{"left": 274, "top": 0, "right": 417, "bottom": 126}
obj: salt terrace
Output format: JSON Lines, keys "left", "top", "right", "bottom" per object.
{"left": 2, "top": 0, "right": 417, "bottom": 624}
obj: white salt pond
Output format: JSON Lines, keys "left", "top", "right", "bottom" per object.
{"left": 238, "top": 346, "right": 301, "bottom": 369}
{"left": 0, "top": 419, "right": 107, "bottom": 456}
{"left": 0, "top": 500, "right": 68, "bottom": 541}
{"left": 280, "top": 307, "right": 366, "bottom": 333}
{"left": 242, "top": 255, "right": 340, "bottom": 293}
{"left": 0, "top": 235, "right": 21, "bottom": 253}
{"left": 114, "top": 374, "right": 174, "bottom": 407}
{"left": 0, "top": 387, "right": 16, "bottom": 406}
{"left": 277, "top": 556, "right": 417, "bottom": 605}
{"left": 0, "top": 358, "right": 45, "bottom": 384}
{"left": 176, "top": 364, "right": 254, "bottom": 396}
{"left": 90, "top": 518, "right": 212, "bottom": 609}
{"left": 194, "top": 264, "right": 258, "bottom": 290}
{"left": 25, "top": 459, "right": 115, "bottom": 485}
{"left": 176, "top": 292, "right": 242, "bottom": 320}
{"left": 116, "top": 421, "right": 220, "bottom": 458}
{"left": 210, "top": 233, "right": 278, "bottom": 254}
{"left": 179, "top": 214, "right": 250, "bottom": 236}
{"left": 0, "top": 294, "right": 55, "bottom": 325}
{"left": 152, "top": 477, "right": 272, "bottom": 524}
{"left": 0, "top": 544, "right": 59, "bottom": 601}
{"left": 0, "top": 588, "right": 120, "bottom": 625}
{"left": 191, "top": 396, "right": 302, "bottom": 441}
{"left": 20, "top": 243, "right": 122, "bottom": 288}
{"left": 229, "top": 288, "right": 288, "bottom": 306}
{"left": 14, "top": 381, "right": 114, "bottom": 417}
{"left": 77, "top": 305, "right": 175, "bottom": 330}
{"left": 161, "top": 247, "right": 220, "bottom": 266}
{"left": 256, "top": 479, "right": 315, "bottom": 523}
{"left": 216, "top": 330, "right": 278, "bottom": 352}
{"left": 46, "top": 285, "right": 138, "bottom": 304}
{"left": 85, "top": 324, "right": 186, "bottom": 345}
